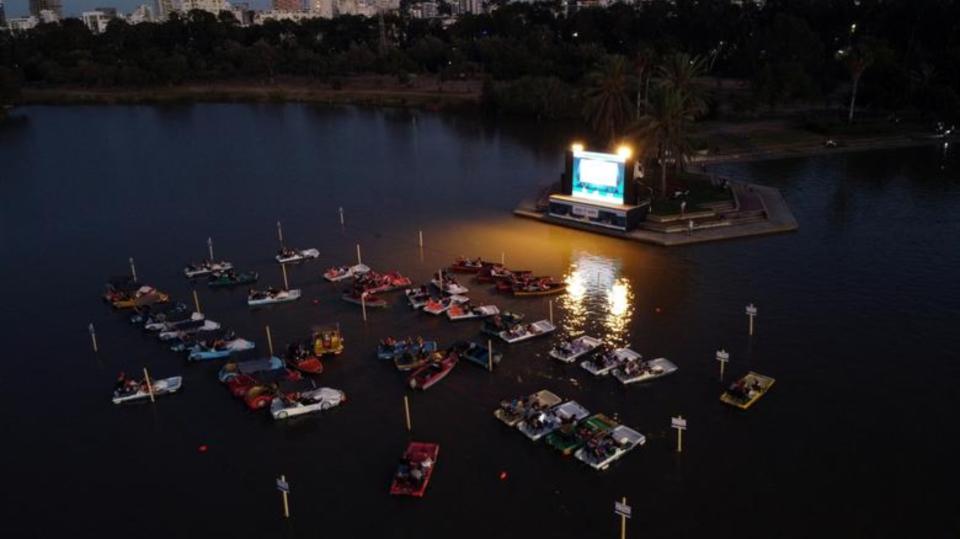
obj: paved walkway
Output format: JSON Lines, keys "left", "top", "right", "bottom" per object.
{"left": 514, "top": 183, "right": 798, "bottom": 247}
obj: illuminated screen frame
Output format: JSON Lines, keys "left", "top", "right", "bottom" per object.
{"left": 570, "top": 150, "right": 626, "bottom": 205}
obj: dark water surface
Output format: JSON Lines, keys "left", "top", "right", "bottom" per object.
{"left": 2, "top": 105, "right": 959, "bottom": 538}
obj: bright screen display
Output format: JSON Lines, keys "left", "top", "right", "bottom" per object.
{"left": 571, "top": 150, "right": 626, "bottom": 204}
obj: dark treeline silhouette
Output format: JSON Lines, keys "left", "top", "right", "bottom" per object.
{"left": 0, "top": 0, "right": 958, "bottom": 120}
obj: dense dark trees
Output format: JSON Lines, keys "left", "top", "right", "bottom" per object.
{"left": 0, "top": 0, "right": 957, "bottom": 120}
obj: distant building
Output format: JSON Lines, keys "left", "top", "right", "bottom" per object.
{"left": 409, "top": 1, "right": 438, "bottom": 19}
{"left": 458, "top": 0, "right": 482, "bottom": 15}
{"left": 155, "top": 0, "right": 179, "bottom": 20}
{"left": 37, "top": 9, "right": 59, "bottom": 23}
{"left": 82, "top": 10, "right": 115, "bottom": 33}
{"left": 0, "top": 1, "right": 6, "bottom": 28}
{"left": 180, "top": 0, "right": 231, "bottom": 14}
{"left": 6, "top": 16, "right": 39, "bottom": 31}
{"left": 273, "top": 0, "right": 302, "bottom": 11}
{"left": 127, "top": 4, "right": 155, "bottom": 23}
{"left": 308, "top": 0, "right": 335, "bottom": 18}
{"left": 29, "top": 0, "right": 62, "bottom": 18}
{"left": 254, "top": 9, "right": 321, "bottom": 23}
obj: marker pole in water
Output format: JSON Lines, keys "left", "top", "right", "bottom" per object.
{"left": 265, "top": 325, "right": 274, "bottom": 357}
{"left": 361, "top": 292, "right": 368, "bottom": 322}
{"left": 143, "top": 367, "right": 155, "bottom": 403}
{"left": 716, "top": 349, "right": 729, "bottom": 382}
{"left": 207, "top": 237, "right": 214, "bottom": 260}
{"left": 281, "top": 264, "right": 289, "bottom": 290}
{"left": 671, "top": 416, "right": 687, "bottom": 453}
{"left": 418, "top": 230, "right": 423, "bottom": 248}
{"left": 276, "top": 221, "right": 283, "bottom": 245}
{"left": 746, "top": 303, "right": 757, "bottom": 336}
{"left": 339, "top": 207, "right": 344, "bottom": 226}
{"left": 501, "top": 252, "right": 505, "bottom": 265}
{"left": 549, "top": 300, "right": 554, "bottom": 323}
{"left": 129, "top": 257, "right": 137, "bottom": 282}
{"left": 193, "top": 289, "right": 202, "bottom": 314}
{"left": 356, "top": 244, "right": 362, "bottom": 266}
{"left": 403, "top": 396, "right": 412, "bottom": 431}
{"left": 89, "top": 323, "right": 98, "bottom": 352}
{"left": 488, "top": 339, "right": 494, "bottom": 371}
{"left": 278, "top": 475, "right": 290, "bottom": 518}
{"left": 620, "top": 497, "right": 628, "bottom": 539}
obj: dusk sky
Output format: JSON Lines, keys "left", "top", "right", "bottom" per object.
{"left": 3, "top": 0, "right": 272, "bottom": 17}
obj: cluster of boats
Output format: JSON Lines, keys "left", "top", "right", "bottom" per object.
{"left": 218, "top": 355, "right": 346, "bottom": 419}
{"left": 449, "top": 257, "right": 567, "bottom": 297}
{"left": 335, "top": 265, "right": 412, "bottom": 307}
{"left": 550, "top": 336, "right": 679, "bottom": 385}
{"left": 494, "top": 390, "right": 646, "bottom": 471}
{"left": 377, "top": 337, "right": 503, "bottom": 389}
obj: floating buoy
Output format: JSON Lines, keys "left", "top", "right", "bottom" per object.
{"left": 499, "top": 471, "right": 508, "bottom": 481}
{"left": 312, "top": 299, "right": 320, "bottom": 305}
{"left": 198, "top": 445, "right": 208, "bottom": 453}
{"left": 655, "top": 307, "right": 662, "bottom": 313}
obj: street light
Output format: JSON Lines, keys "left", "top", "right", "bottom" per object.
{"left": 616, "top": 145, "right": 632, "bottom": 159}
{"left": 571, "top": 142, "right": 584, "bottom": 153}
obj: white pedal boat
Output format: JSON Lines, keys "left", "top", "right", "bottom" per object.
{"left": 405, "top": 287, "right": 432, "bottom": 309}
{"left": 498, "top": 320, "right": 556, "bottom": 344}
{"left": 581, "top": 347, "right": 640, "bottom": 376}
{"left": 323, "top": 263, "right": 370, "bottom": 282}
{"left": 549, "top": 335, "right": 603, "bottom": 363}
{"left": 431, "top": 278, "right": 469, "bottom": 295}
{"left": 613, "top": 357, "right": 679, "bottom": 384}
{"left": 517, "top": 400, "right": 590, "bottom": 441}
{"left": 188, "top": 338, "right": 255, "bottom": 361}
{"left": 248, "top": 288, "right": 302, "bottom": 306}
{"left": 574, "top": 425, "right": 646, "bottom": 470}
{"left": 270, "top": 387, "right": 346, "bottom": 419}
{"left": 184, "top": 260, "right": 233, "bottom": 278}
{"left": 422, "top": 295, "right": 469, "bottom": 315}
{"left": 446, "top": 304, "right": 499, "bottom": 321}
{"left": 158, "top": 319, "right": 221, "bottom": 341}
{"left": 112, "top": 376, "right": 182, "bottom": 404}
{"left": 276, "top": 248, "right": 320, "bottom": 264}
{"left": 144, "top": 311, "right": 204, "bottom": 332}
{"left": 494, "top": 390, "right": 562, "bottom": 427}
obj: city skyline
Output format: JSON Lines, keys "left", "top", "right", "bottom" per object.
{"left": 3, "top": 0, "right": 271, "bottom": 17}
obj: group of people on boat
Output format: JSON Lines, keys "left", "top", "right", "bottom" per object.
{"left": 621, "top": 359, "right": 660, "bottom": 377}
{"left": 583, "top": 432, "right": 626, "bottom": 460}
{"left": 727, "top": 378, "right": 764, "bottom": 401}
{"left": 395, "top": 456, "right": 432, "bottom": 487}
{"left": 249, "top": 287, "right": 284, "bottom": 300}
{"left": 113, "top": 372, "right": 145, "bottom": 396}
{"left": 452, "top": 257, "right": 485, "bottom": 270}
{"left": 381, "top": 336, "right": 425, "bottom": 354}
{"left": 277, "top": 247, "right": 298, "bottom": 259}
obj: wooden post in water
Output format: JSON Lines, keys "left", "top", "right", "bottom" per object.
{"left": 129, "top": 257, "right": 138, "bottom": 282}
{"left": 207, "top": 237, "right": 214, "bottom": 260}
{"left": 193, "top": 289, "right": 201, "bottom": 314}
{"left": 276, "top": 221, "right": 283, "bottom": 245}
{"left": 143, "top": 367, "right": 155, "bottom": 403}
{"left": 281, "top": 264, "right": 289, "bottom": 290}
{"left": 89, "top": 323, "right": 98, "bottom": 352}
{"left": 549, "top": 300, "right": 554, "bottom": 323}
{"left": 620, "top": 497, "right": 628, "bottom": 539}
{"left": 716, "top": 349, "right": 729, "bottom": 381}
{"left": 361, "top": 292, "right": 368, "bottom": 322}
{"left": 339, "top": 207, "right": 344, "bottom": 226}
{"left": 418, "top": 230, "right": 423, "bottom": 248}
{"left": 671, "top": 415, "right": 687, "bottom": 453}
{"left": 488, "top": 339, "right": 494, "bottom": 371}
{"left": 501, "top": 252, "right": 505, "bottom": 265}
{"left": 356, "top": 244, "right": 362, "bottom": 266}
{"left": 403, "top": 396, "right": 412, "bottom": 431}
{"left": 265, "top": 325, "right": 274, "bottom": 357}
{"left": 277, "top": 475, "right": 290, "bottom": 518}
{"left": 746, "top": 303, "right": 757, "bottom": 336}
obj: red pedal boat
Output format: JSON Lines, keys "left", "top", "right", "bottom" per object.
{"left": 448, "top": 257, "right": 488, "bottom": 273}
{"left": 408, "top": 351, "right": 458, "bottom": 390}
{"left": 390, "top": 442, "right": 439, "bottom": 497}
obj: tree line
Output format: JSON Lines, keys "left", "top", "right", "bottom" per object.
{"left": 0, "top": 0, "right": 958, "bottom": 123}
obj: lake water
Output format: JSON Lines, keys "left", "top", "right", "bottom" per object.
{"left": 1, "top": 105, "right": 958, "bottom": 538}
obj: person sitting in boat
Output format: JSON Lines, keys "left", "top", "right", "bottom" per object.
{"left": 277, "top": 247, "right": 295, "bottom": 258}
{"left": 115, "top": 372, "right": 128, "bottom": 393}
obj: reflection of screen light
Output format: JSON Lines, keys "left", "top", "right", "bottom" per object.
{"left": 565, "top": 271, "right": 587, "bottom": 301}
{"left": 571, "top": 150, "right": 626, "bottom": 204}
{"left": 608, "top": 281, "right": 629, "bottom": 316}
{"left": 559, "top": 252, "right": 633, "bottom": 347}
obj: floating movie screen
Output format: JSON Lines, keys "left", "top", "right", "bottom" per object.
{"left": 570, "top": 150, "right": 626, "bottom": 204}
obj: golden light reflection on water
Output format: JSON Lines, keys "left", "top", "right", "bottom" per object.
{"left": 559, "top": 253, "right": 634, "bottom": 348}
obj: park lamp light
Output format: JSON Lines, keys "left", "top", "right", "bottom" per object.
{"left": 571, "top": 142, "right": 585, "bottom": 153}
{"left": 616, "top": 145, "right": 633, "bottom": 159}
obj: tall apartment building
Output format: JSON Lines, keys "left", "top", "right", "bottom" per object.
{"left": 181, "top": 0, "right": 231, "bottom": 13}
{"left": 458, "top": 0, "right": 482, "bottom": 15}
{"left": 308, "top": 0, "right": 334, "bottom": 18}
{"left": 155, "top": 0, "right": 179, "bottom": 20}
{"left": 29, "top": 0, "right": 62, "bottom": 18}
{"left": 273, "top": 0, "right": 302, "bottom": 11}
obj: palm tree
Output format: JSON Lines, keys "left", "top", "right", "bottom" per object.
{"left": 583, "top": 56, "right": 635, "bottom": 144}
{"left": 656, "top": 52, "right": 709, "bottom": 117}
